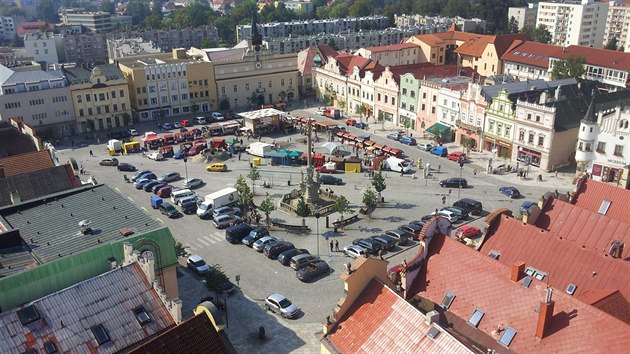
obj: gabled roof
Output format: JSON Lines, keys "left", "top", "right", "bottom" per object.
{"left": 500, "top": 40, "right": 558, "bottom": 68}
{"left": 480, "top": 78, "right": 577, "bottom": 104}
{"left": 414, "top": 233, "right": 630, "bottom": 353}
{"left": 573, "top": 178, "right": 630, "bottom": 224}
{"left": 0, "top": 150, "right": 54, "bottom": 177}
{"left": 334, "top": 53, "right": 383, "bottom": 78}
{"left": 0, "top": 263, "right": 175, "bottom": 353}
{"left": 298, "top": 44, "right": 337, "bottom": 76}
{"left": 0, "top": 125, "right": 37, "bottom": 157}
{"left": 388, "top": 64, "right": 476, "bottom": 86}
{"left": 325, "top": 279, "right": 473, "bottom": 354}
{"left": 63, "top": 64, "right": 125, "bottom": 85}
{"left": 365, "top": 42, "right": 418, "bottom": 53}
{"left": 0, "top": 164, "right": 81, "bottom": 207}
{"left": 552, "top": 45, "right": 630, "bottom": 72}
{"left": 128, "top": 312, "right": 235, "bottom": 354}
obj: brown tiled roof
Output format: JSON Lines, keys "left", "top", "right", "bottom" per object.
{"left": 0, "top": 150, "right": 54, "bottom": 177}
{"left": 389, "top": 64, "right": 476, "bottom": 84}
{"left": 454, "top": 33, "right": 528, "bottom": 58}
{"left": 299, "top": 44, "right": 338, "bottom": 76}
{"left": 335, "top": 53, "right": 384, "bottom": 77}
{"left": 572, "top": 178, "right": 630, "bottom": 224}
{"left": 0, "top": 164, "right": 81, "bottom": 207}
{"left": 411, "top": 33, "right": 446, "bottom": 46}
{"left": 501, "top": 40, "right": 558, "bottom": 68}
{"left": 552, "top": 45, "right": 630, "bottom": 72}
{"left": 492, "top": 34, "right": 530, "bottom": 58}
{"left": 326, "top": 279, "right": 473, "bottom": 353}
{"left": 578, "top": 289, "right": 630, "bottom": 324}
{"left": 128, "top": 312, "right": 234, "bottom": 354}
{"left": 366, "top": 42, "right": 419, "bottom": 53}
{"left": 414, "top": 233, "right": 630, "bottom": 353}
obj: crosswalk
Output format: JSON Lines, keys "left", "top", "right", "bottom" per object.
{"left": 184, "top": 232, "right": 225, "bottom": 251}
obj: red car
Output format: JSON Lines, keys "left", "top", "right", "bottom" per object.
{"left": 156, "top": 186, "right": 173, "bottom": 198}
{"left": 180, "top": 119, "right": 192, "bottom": 127}
{"left": 315, "top": 166, "right": 338, "bottom": 174}
{"left": 454, "top": 226, "right": 481, "bottom": 239}
{"left": 447, "top": 151, "right": 467, "bottom": 162}
{"left": 345, "top": 119, "right": 357, "bottom": 126}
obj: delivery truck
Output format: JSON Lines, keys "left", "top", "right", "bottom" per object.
{"left": 107, "top": 139, "right": 123, "bottom": 153}
{"left": 196, "top": 187, "right": 239, "bottom": 219}
{"left": 382, "top": 157, "right": 411, "bottom": 173}
{"left": 246, "top": 142, "right": 273, "bottom": 157}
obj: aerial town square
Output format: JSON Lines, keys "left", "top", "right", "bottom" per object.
{"left": 0, "top": 0, "right": 630, "bottom": 353}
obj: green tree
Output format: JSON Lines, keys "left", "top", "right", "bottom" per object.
{"left": 377, "top": 111, "right": 385, "bottom": 131}
{"left": 507, "top": 16, "right": 519, "bottom": 34}
{"left": 174, "top": 240, "right": 189, "bottom": 258}
{"left": 247, "top": 92, "right": 259, "bottom": 108}
{"left": 38, "top": 0, "right": 59, "bottom": 23}
{"left": 349, "top": 0, "right": 371, "bottom": 17}
{"left": 121, "top": 113, "right": 131, "bottom": 127}
{"left": 219, "top": 98, "right": 230, "bottom": 111}
{"left": 259, "top": 193, "right": 275, "bottom": 228}
{"left": 191, "top": 104, "right": 200, "bottom": 115}
{"left": 200, "top": 38, "right": 215, "bottom": 48}
{"left": 334, "top": 195, "right": 354, "bottom": 223}
{"left": 403, "top": 119, "right": 411, "bottom": 135}
{"left": 327, "top": 38, "right": 338, "bottom": 51}
{"left": 362, "top": 187, "right": 378, "bottom": 219}
{"left": 533, "top": 24, "right": 552, "bottom": 44}
{"left": 371, "top": 172, "right": 386, "bottom": 202}
{"left": 126, "top": 0, "right": 150, "bottom": 25}
{"left": 443, "top": 0, "right": 471, "bottom": 18}
{"left": 100, "top": 0, "right": 116, "bottom": 14}
{"left": 278, "top": 90, "right": 287, "bottom": 102}
{"left": 248, "top": 166, "right": 261, "bottom": 195}
{"left": 205, "top": 264, "right": 230, "bottom": 296}
{"left": 551, "top": 55, "right": 586, "bottom": 80}
{"left": 235, "top": 175, "right": 253, "bottom": 214}
{"left": 605, "top": 37, "right": 619, "bottom": 51}
{"left": 295, "top": 197, "right": 311, "bottom": 231}
{"left": 132, "top": 111, "right": 140, "bottom": 129}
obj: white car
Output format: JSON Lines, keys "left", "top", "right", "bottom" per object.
{"left": 129, "top": 128, "right": 139, "bottom": 136}
{"left": 173, "top": 122, "right": 182, "bottom": 129}
{"left": 431, "top": 210, "right": 459, "bottom": 223}
{"left": 316, "top": 108, "right": 326, "bottom": 115}
{"left": 212, "top": 206, "right": 242, "bottom": 219}
{"left": 211, "top": 112, "right": 224, "bottom": 120}
{"left": 147, "top": 151, "right": 164, "bottom": 161}
{"left": 418, "top": 143, "right": 433, "bottom": 151}
{"left": 187, "top": 255, "right": 209, "bottom": 275}
{"left": 253, "top": 236, "right": 278, "bottom": 252}
{"left": 265, "top": 294, "right": 299, "bottom": 319}
{"left": 343, "top": 245, "right": 366, "bottom": 259}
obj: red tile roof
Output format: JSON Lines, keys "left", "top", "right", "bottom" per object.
{"left": 16, "top": 22, "right": 54, "bottom": 37}
{"left": 129, "top": 312, "right": 233, "bottom": 354}
{"left": 0, "top": 164, "right": 81, "bottom": 207}
{"left": 572, "top": 178, "right": 630, "bottom": 224}
{"left": 0, "top": 150, "right": 54, "bottom": 177}
{"left": 388, "top": 64, "right": 476, "bottom": 83}
{"left": 334, "top": 53, "right": 384, "bottom": 77}
{"left": 552, "top": 45, "right": 630, "bottom": 72}
{"left": 415, "top": 233, "right": 630, "bottom": 353}
{"left": 366, "top": 42, "right": 419, "bottom": 53}
{"left": 501, "top": 40, "right": 558, "bottom": 68}
{"left": 326, "top": 279, "right": 473, "bottom": 353}
{"left": 298, "top": 44, "right": 337, "bottom": 76}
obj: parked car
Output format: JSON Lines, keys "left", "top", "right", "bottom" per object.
{"left": 213, "top": 214, "right": 241, "bottom": 229}
{"left": 441, "top": 206, "right": 469, "bottom": 219}
{"left": 131, "top": 170, "right": 153, "bottom": 182}
{"left": 242, "top": 226, "right": 270, "bottom": 247}
{"left": 156, "top": 186, "right": 173, "bottom": 198}
{"left": 409, "top": 220, "right": 426, "bottom": 228}
{"left": 290, "top": 254, "right": 319, "bottom": 270}
{"left": 225, "top": 224, "right": 253, "bottom": 244}
{"left": 316, "top": 108, "right": 326, "bottom": 115}
{"left": 500, "top": 186, "right": 521, "bottom": 198}
{"left": 387, "top": 132, "right": 402, "bottom": 141}
{"left": 352, "top": 238, "right": 383, "bottom": 255}
{"left": 206, "top": 163, "right": 227, "bottom": 172}
{"left": 211, "top": 112, "right": 224, "bottom": 120}
{"left": 151, "top": 182, "right": 168, "bottom": 193}
{"left": 278, "top": 249, "right": 309, "bottom": 266}
{"left": 182, "top": 178, "right": 203, "bottom": 189}
{"left": 520, "top": 201, "right": 536, "bottom": 214}
{"left": 369, "top": 235, "right": 397, "bottom": 250}
{"left": 158, "top": 172, "right": 181, "bottom": 183}
{"left": 439, "top": 178, "right": 468, "bottom": 188}
{"left": 117, "top": 163, "right": 136, "bottom": 172}
{"left": 253, "top": 236, "right": 279, "bottom": 252}
{"left": 264, "top": 241, "right": 295, "bottom": 259}
{"left": 355, "top": 122, "right": 368, "bottom": 129}
{"left": 399, "top": 137, "right": 417, "bottom": 145}
{"left": 384, "top": 229, "right": 409, "bottom": 246}
{"left": 454, "top": 226, "right": 481, "bottom": 239}
{"left": 162, "top": 122, "right": 173, "bottom": 130}
{"left": 180, "top": 200, "right": 198, "bottom": 215}
{"left": 418, "top": 143, "right": 433, "bottom": 151}
{"left": 399, "top": 223, "right": 423, "bottom": 240}
{"left": 173, "top": 149, "right": 188, "bottom": 159}
{"left": 345, "top": 118, "right": 357, "bottom": 126}
{"left": 99, "top": 158, "right": 119, "bottom": 166}
{"left": 134, "top": 178, "right": 153, "bottom": 189}
{"left": 343, "top": 245, "right": 366, "bottom": 258}
{"left": 180, "top": 119, "right": 192, "bottom": 127}
{"left": 129, "top": 128, "right": 139, "bottom": 136}
{"left": 453, "top": 198, "right": 483, "bottom": 216}
{"left": 320, "top": 175, "right": 343, "bottom": 185}
{"left": 296, "top": 260, "right": 330, "bottom": 281}
{"left": 213, "top": 206, "right": 242, "bottom": 219}
{"left": 187, "top": 255, "right": 209, "bottom": 275}
{"left": 431, "top": 209, "right": 459, "bottom": 223}
{"left": 173, "top": 122, "right": 182, "bottom": 129}
{"left": 159, "top": 202, "right": 181, "bottom": 218}
{"left": 447, "top": 151, "right": 467, "bottom": 162}
{"left": 430, "top": 146, "right": 448, "bottom": 157}
{"left": 147, "top": 151, "right": 164, "bottom": 161}
{"left": 143, "top": 180, "right": 161, "bottom": 192}
{"left": 265, "top": 294, "right": 299, "bottom": 319}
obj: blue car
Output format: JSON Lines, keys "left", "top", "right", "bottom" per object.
{"left": 355, "top": 122, "right": 368, "bottom": 129}
{"left": 173, "top": 149, "right": 188, "bottom": 159}
{"left": 399, "top": 137, "right": 417, "bottom": 145}
{"left": 499, "top": 186, "right": 521, "bottom": 199}
{"left": 430, "top": 146, "right": 448, "bottom": 157}
{"left": 519, "top": 201, "right": 535, "bottom": 214}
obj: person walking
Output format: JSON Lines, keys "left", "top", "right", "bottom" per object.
{"left": 238, "top": 152, "right": 241, "bottom": 161}
{"left": 330, "top": 240, "right": 334, "bottom": 252}
{"left": 89, "top": 150, "right": 93, "bottom": 157}
{"left": 335, "top": 240, "right": 339, "bottom": 252}
{"left": 378, "top": 249, "right": 384, "bottom": 260}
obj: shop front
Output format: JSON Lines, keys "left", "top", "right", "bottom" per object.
{"left": 455, "top": 120, "right": 481, "bottom": 151}
{"left": 516, "top": 146, "right": 542, "bottom": 167}
{"left": 484, "top": 136, "right": 512, "bottom": 159}
{"left": 590, "top": 158, "right": 630, "bottom": 188}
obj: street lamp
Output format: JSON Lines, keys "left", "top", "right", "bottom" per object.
{"left": 183, "top": 157, "right": 189, "bottom": 184}
{"left": 458, "top": 158, "right": 464, "bottom": 198}
{"left": 315, "top": 212, "right": 321, "bottom": 257}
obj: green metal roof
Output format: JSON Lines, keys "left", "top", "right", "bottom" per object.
{"left": 425, "top": 122, "right": 451, "bottom": 136}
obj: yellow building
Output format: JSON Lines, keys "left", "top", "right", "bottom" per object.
{"left": 115, "top": 49, "right": 216, "bottom": 123}
{"left": 64, "top": 64, "right": 132, "bottom": 134}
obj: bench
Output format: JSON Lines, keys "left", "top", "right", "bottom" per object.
{"left": 333, "top": 214, "right": 360, "bottom": 228}
{"left": 271, "top": 221, "right": 310, "bottom": 233}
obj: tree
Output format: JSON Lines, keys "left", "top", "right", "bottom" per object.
{"left": 191, "top": 104, "right": 200, "bottom": 115}
{"left": 507, "top": 16, "right": 519, "bottom": 34}
{"left": 334, "top": 195, "right": 354, "bottom": 223}
{"left": 551, "top": 55, "right": 586, "bottom": 80}
{"left": 523, "top": 24, "right": 552, "bottom": 44}
{"left": 132, "top": 111, "right": 140, "bottom": 129}
{"left": 443, "top": 0, "right": 471, "bottom": 18}
{"left": 348, "top": 0, "right": 371, "bottom": 17}
{"left": 235, "top": 175, "right": 253, "bottom": 214}
{"left": 121, "top": 113, "right": 131, "bottom": 127}
{"left": 259, "top": 193, "right": 275, "bottom": 228}
{"left": 362, "top": 188, "right": 378, "bottom": 219}
{"left": 605, "top": 37, "right": 619, "bottom": 51}
{"left": 126, "top": 0, "right": 150, "bottom": 25}
{"left": 100, "top": 0, "right": 116, "bottom": 14}
{"left": 247, "top": 166, "right": 261, "bottom": 195}
{"left": 200, "top": 38, "right": 215, "bottom": 48}
{"left": 377, "top": 111, "right": 386, "bottom": 131}
{"left": 205, "top": 264, "right": 230, "bottom": 296}
{"left": 219, "top": 98, "right": 230, "bottom": 111}
{"left": 278, "top": 90, "right": 287, "bottom": 102}
{"left": 86, "top": 119, "right": 95, "bottom": 133}
{"left": 327, "top": 38, "right": 338, "bottom": 50}
{"left": 247, "top": 92, "right": 259, "bottom": 108}
{"left": 371, "top": 172, "right": 386, "bottom": 201}
{"left": 403, "top": 119, "right": 411, "bottom": 134}
{"left": 358, "top": 105, "right": 367, "bottom": 117}
{"left": 174, "top": 240, "right": 188, "bottom": 258}
{"left": 295, "top": 197, "right": 311, "bottom": 231}
{"left": 38, "top": 0, "right": 59, "bottom": 23}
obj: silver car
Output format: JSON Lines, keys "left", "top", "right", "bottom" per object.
{"left": 343, "top": 245, "right": 366, "bottom": 258}
{"left": 212, "top": 206, "right": 242, "bottom": 219}
{"left": 212, "top": 214, "right": 241, "bottom": 229}
{"left": 182, "top": 178, "right": 203, "bottom": 189}
{"left": 265, "top": 293, "right": 299, "bottom": 319}
{"left": 253, "top": 236, "right": 278, "bottom": 252}
{"left": 158, "top": 172, "right": 181, "bottom": 183}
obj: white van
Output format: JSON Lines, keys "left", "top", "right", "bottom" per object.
{"left": 171, "top": 189, "right": 195, "bottom": 204}
{"left": 195, "top": 116, "right": 206, "bottom": 124}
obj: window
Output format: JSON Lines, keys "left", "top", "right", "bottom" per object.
{"left": 111, "top": 90, "right": 116, "bottom": 98}
{"left": 402, "top": 88, "right": 407, "bottom": 95}
{"left": 410, "top": 105, "right": 415, "bottom": 111}
{"left": 17, "top": 305, "right": 40, "bottom": 325}
{"left": 233, "top": 85, "right": 237, "bottom": 93}
{"left": 410, "top": 90, "right": 415, "bottom": 98}
{"left": 498, "top": 326, "right": 517, "bottom": 347}
{"left": 566, "top": 283, "right": 577, "bottom": 295}
{"left": 91, "top": 325, "right": 110, "bottom": 345}
{"left": 614, "top": 145, "right": 624, "bottom": 156}
{"left": 246, "top": 83, "right": 250, "bottom": 91}
{"left": 505, "top": 126, "right": 511, "bottom": 137}
{"left": 536, "top": 115, "right": 541, "bottom": 122}
{"left": 268, "top": 81, "right": 272, "bottom": 88}
{"left": 598, "top": 199, "right": 611, "bottom": 215}
{"left": 44, "top": 341, "right": 58, "bottom": 354}
{"left": 88, "top": 108, "right": 93, "bottom": 115}
{"left": 489, "top": 121, "right": 494, "bottom": 132}
{"left": 120, "top": 90, "right": 125, "bottom": 97}
{"left": 79, "top": 108, "right": 84, "bottom": 117}
{"left": 432, "top": 95, "right": 436, "bottom": 102}
{"left": 86, "top": 94, "right": 91, "bottom": 102}
{"left": 134, "top": 307, "right": 151, "bottom": 325}
{"left": 468, "top": 309, "right": 484, "bottom": 327}
{"left": 488, "top": 250, "right": 500, "bottom": 259}
{"left": 113, "top": 104, "right": 118, "bottom": 111}
{"left": 527, "top": 113, "right": 531, "bottom": 120}
{"left": 528, "top": 133, "right": 534, "bottom": 144}
{"left": 440, "top": 291, "right": 456, "bottom": 309}
{"left": 596, "top": 142, "right": 606, "bottom": 153}
{"left": 221, "top": 87, "right": 225, "bottom": 95}
{"left": 281, "top": 79, "right": 285, "bottom": 86}
{"left": 519, "top": 130, "right": 525, "bottom": 141}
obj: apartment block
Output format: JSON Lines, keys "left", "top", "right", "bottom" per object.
{"left": 59, "top": 8, "right": 112, "bottom": 33}
{"left": 0, "top": 15, "right": 23, "bottom": 41}
{"left": 394, "top": 14, "right": 487, "bottom": 33}
{"left": 62, "top": 32, "right": 109, "bottom": 67}
{"left": 604, "top": 1, "right": 630, "bottom": 50}
{"left": 0, "top": 64, "right": 75, "bottom": 137}
{"left": 536, "top": 0, "right": 609, "bottom": 47}
{"left": 24, "top": 32, "right": 63, "bottom": 66}
{"left": 508, "top": 3, "right": 539, "bottom": 30}
{"left": 64, "top": 64, "right": 132, "bottom": 133}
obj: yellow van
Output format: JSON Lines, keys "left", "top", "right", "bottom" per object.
{"left": 206, "top": 163, "right": 227, "bottom": 172}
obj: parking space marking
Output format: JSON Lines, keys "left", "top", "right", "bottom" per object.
{"left": 197, "top": 238, "right": 212, "bottom": 246}
{"left": 202, "top": 235, "right": 220, "bottom": 244}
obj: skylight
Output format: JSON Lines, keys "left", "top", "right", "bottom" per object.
{"left": 522, "top": 276, "right": 533, "bottom": 288}
{"left": 468, "top": 309, "right": 485, "bottom": 327}
{"left": 499, "top": 326, "right": 517, "bottom": 347}
{"left": 427, "top": 326, "right": 441, "bottom": 339}
{"left": 17, "top": 305, "right": 40, "bottom": 326}
{"left": 488, "top": 250, "right": 500, "bottom": 260}
{"left": 91, "top": 325, "right": 110, "bottom": 346}
{"left": 44, "top": 341, "right": 58, "bottom": 354}
{"left": 598, "top": 200, "right": 611, "bottom": 215}
{"left": 566, "top": 283, "right": 577, "bottom": 295}
{"left": 134, "top": 307, "right": 151, "bottom": 325}
{"left": 440, "top": 291, "right": 456, "bottom": 309}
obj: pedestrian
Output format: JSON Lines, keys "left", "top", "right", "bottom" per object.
{"left": 378, "top": 249, "right": 384, "bottom": 260}
{"left": 335, "top": 240, "right": 339, "bottom": 252}
{"left": 555, "top": 171, "right": 559, "bottom": 178}
{"left": 79, "top": 164, "right": 84, "bottom": 175}
{"left": 238, "top": 152, "right": 241, "bottom": 161}
{"left": 330, "top": 240, "right": 334, "bottom": 252}
{"left": 240, "top": 138, "right": 243, "bottom": 145}
{"left": 438, "top": 165, "right": 441, "bottom": 173}
{"left": 473, "top": 169, "right": 477, "bottom": 176}
{"left": 89, "top": 150, "right": 93, "bottom": 157}
{"left": 400, "top": 170, "right": 404, "bottom": 177}
{"left": 402, "top": 259, "right": 408, "bottom": 268}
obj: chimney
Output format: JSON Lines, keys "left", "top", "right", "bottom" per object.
{"left": 10, "top": 190, "right": 21, "bottom": 205}
{"left": 425, "top": 310, "right": 439, "bottom": 325}
{"left": 139, "top": 255, "right": 156, "bottom": 283}
{"left": 539, "top": 90, "right": 548, "bottom": 104}
{"left": 0, "top": 165, "right": 4, "bottom": 178}
{"left": 510, "top": 261, "right": 526, "bottom": 282}
{"left": 536, "top": 288, "right": 555, "bottom": 339}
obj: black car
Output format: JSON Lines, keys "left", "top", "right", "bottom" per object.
{"left": 180, "top": 200, "right": 198, "bottom": 215}
{"left": 143, "top": 180, "right": 162, "bottom": 192}
{"left": 117, "top": 163, "right": 137, "bottom": 172}
{"left": 264, "top": 241, "right": 295, "bottom": 259}
{"left": 352, "top": 238, "right": 383, "bottom": 255}
{"left": 242, "top": 226, "right": 270, "bottom": 247}
{"left": 409, "top": 220, "right": 426, "bottom": 228}
{"left": 369, "top": 235, "right": 397, "bottom": 250}
{"left": 131, "top": 170, "right": 153, "bottom": 182}
{"left": 225, "top": 224, "right": 253, "bottom": 244}
{"left": 320, "top": 175, "right": 343, "bottom": 185}
{"left": 159, "top": 202, "right": 181, "bottom": 218}
{"left": 278, "top": 248, "right": 309, "bottom": 266}
{"left": 453, "top": 198, "right": 483, "bottom": 216}
{"left": 399, "top": 223, "right": 422, "bottom": 240}
{"left": 151, "top": 182, "right": 168, "bottom": 193}
{"left": 384, "top": 229, "right": 409, "bottom": 246}
{"left": 439, "top": 178, "right": 468, "bottom": 188}
{"left": 296, "top": 260, "right": 330, "bottom": 282}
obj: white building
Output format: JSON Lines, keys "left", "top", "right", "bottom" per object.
{"left": 0, "top": 64, "right": 75, "bottom": 137}
{"left": 394, "top": 14, "right": 487, "bottom": 33}
{"left": 508, "top": 3, "right": 539, "bottom": 30}
{"left": 59, "top": 9, "right": 112, "bottom": 33}
{"left": 24, "top": 32, "right": 63, "bottom": 66}
{"left": 0, "top": 15, "right": 23, "bottom": 41}
{"left": 537, "top": 0, "right": 608, "bottom": 48}
{"left": 436, "top": 80, "right": 469, "bottom": 134}
{"left": 604, "top": 1, "right": 630, "bottom": 51}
